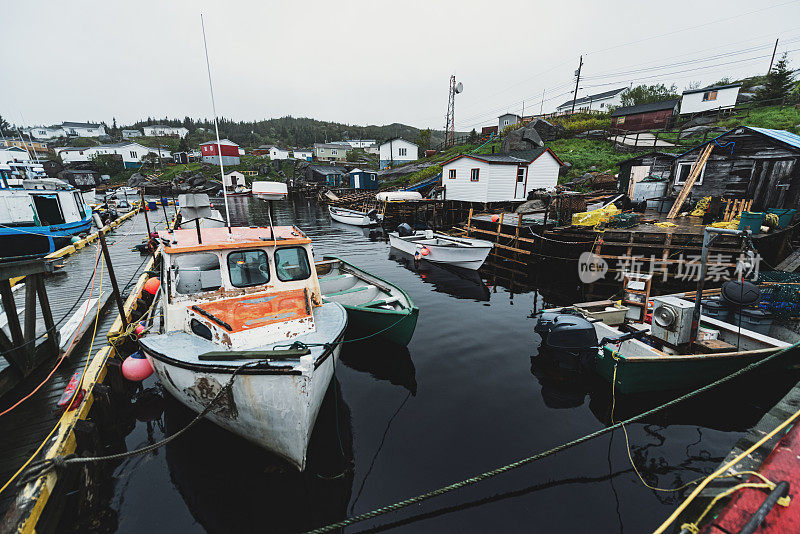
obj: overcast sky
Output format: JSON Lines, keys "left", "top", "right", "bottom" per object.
{"left": 2, "top": 0, "right": 799, "bottom": 131}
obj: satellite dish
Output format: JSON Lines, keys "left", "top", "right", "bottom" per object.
{"left": 455, "top": 82, "right": 463, "bottom": 94}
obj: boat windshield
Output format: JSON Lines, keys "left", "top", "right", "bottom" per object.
{"left": 275, "top": 247, "right": 311, "bottom": 282}
{"left": 228, "top": 249, "right": 270, "bottom": 287}
{"left": 173, "top": 253, "right": 222, "bottom": 294}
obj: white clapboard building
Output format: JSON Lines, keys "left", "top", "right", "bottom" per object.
{"left": 441, "top": 148, "right": 562, "bottom": 202}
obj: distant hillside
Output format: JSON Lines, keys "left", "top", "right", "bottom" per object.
{"left": 123, "top": 116, "right": 465, "bottom": 149}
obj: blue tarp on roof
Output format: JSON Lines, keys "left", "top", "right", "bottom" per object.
{"left": 747, "top": 127, "right": 800, "bottom": 150}
{"left": 403, "top": 173, "right": 441, "bottom": 191}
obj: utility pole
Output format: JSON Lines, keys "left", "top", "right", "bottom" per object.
{"left": 521, "top": 100, "right": 525, "bottom": 120}
{"left": 767, "top": 38, "right": 779, "bottom": 75}
{"left": 571, "top": 55, "right": 583, "bottom": 114}
{"left": 540, "top": 89, "right": 545, "bottom": 115}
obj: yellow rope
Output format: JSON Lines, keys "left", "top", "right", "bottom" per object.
{"left": 679, "top": 479, "right": 790, "bottom": 534}
{"left": 0, "top": 252, "right": 105, "bottom": 496}
{"left": 654, "top": 403, "right": 800, "bottom": 533}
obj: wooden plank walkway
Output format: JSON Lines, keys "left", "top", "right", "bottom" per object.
{"left": 776, "top": 248, "right": 800, "bottom": 273}
{"left": 0, "top": 207, "right": 164, "bottom": 522}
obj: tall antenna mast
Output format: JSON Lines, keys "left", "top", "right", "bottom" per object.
{"left": 445, "top": 75, "right": 456, "bottom": 148}
{"left": 200, "top": 14, "right": 232, "bottom": 234}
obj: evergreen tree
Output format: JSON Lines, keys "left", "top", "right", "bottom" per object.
{"left": 468, "top": 129, "right": 477, "bottom": 143}
{"left": 756, "top": 53, "right": 796, "bottom": 103}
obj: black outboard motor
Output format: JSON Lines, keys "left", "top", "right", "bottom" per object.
{"left": 366, "top": 209, "right": 380, "bottom": 221}
{"left": 396, "top": 223, "right": 414, "bottom": 237}
{"left": 535, "top": 311, "right": 645, "bottom": 371}
{"left": 535, "top": 312, "right": 598, "bottom": 371}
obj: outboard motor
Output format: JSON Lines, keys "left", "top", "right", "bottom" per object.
{"left": 396, "top": 223, "right": 414, "bottom": 237}
{"left": 535, "top": 312, "right": 599, "bottom": 371}
{"left": 366, "top": 208, "right": 380, "bottom": 221}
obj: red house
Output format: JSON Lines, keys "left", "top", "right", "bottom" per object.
{"left": 611, "top": 99, "right": 680, "bottom": 131}
{"left": 200, "top": 139, "right": 240, "bottom": 165}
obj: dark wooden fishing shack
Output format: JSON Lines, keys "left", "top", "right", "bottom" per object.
{"left": 669, "top": 127, "right": 800, "bottom": 211}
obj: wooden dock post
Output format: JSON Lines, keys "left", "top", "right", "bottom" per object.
{"left": 0, "top": 258, "right": 57, "bottom": 394}
{"left": 98, "top": 232, "right": 129, "bottom": 330}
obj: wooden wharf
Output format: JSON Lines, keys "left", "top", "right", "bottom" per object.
{"left": 0, "top": 207, "right": 164, "bottom": 531}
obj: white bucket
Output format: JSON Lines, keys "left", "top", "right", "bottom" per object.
{"left": 697, "top": 325, "right": 719, "bottom": 341}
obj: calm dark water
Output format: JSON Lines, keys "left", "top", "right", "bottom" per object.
{"left": 74, "top": 196, "right": 800, "bottom": 533}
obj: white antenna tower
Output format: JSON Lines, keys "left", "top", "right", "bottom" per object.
{"left": 200, "top": 14, "right": 232, "bottom": 234}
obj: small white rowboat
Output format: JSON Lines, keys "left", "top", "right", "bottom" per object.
{"left": 388, "top": 230, "right": 493, "bottom": 270}
{"left": 329, "top": 205, "right": 382, "bottom": 226}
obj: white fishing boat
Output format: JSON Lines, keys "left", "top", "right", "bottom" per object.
{"left": 139, "top": 225, "right": 347, "bottom": 470}
{"left": 328, "top": 205, "right": 382, "bottom": 226}
{"left": 388, "top": 229, "right": 493, "bottom": 269}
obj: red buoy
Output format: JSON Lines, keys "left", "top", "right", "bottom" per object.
{"left": 122, "top": 351, "right": 154, "bottom": 381}
{"left": 420, "top": 247, "right": 430, "bottom": 256}
{"left": 144, "top": 277, "right": 161, "bottom": 295}
{"left": 491, "top": 214, "right": 500, "bottom": 223}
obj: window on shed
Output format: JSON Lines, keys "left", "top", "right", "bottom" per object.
{"left": 675, "top": 161, "right": 705, "bottom": 186}
{"left": 449, "top": 169, "right": 456, "bottom": 179}
{"left": 503, "top": 120, "right": 509, "bottom": 126}
{"left": 130, "top": 151, "right": 137, "bottom": 158}
{"left": 399, "top": 148, "right": 407, "bottom": 156}
{"left": 332, "top": 149, "right": 338, "bottom": 155}
{"left": 702, "top": 91, "right": 718, "bottom": 101}
{"left": 617, "top": 116, "right": 625, "bottom": 125}
{"left": 275, "top": 247, "right": 311, "bottom": 282}
{"left": 517, "top": 167, "right": 526, "bottom": 183}
{"left": 471, "top": 168, "right": 480, "bottom": 182}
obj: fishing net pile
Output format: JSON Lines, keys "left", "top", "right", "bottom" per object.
{"left": 757, "top": 271, "right": 800, "bottom": 320}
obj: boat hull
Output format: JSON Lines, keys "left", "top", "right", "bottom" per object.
{"left": 0, "top": 216, "right": 92, "bottom": 261}
{"left": 145, "top": 342, "right": 341, "bottom": 471}
{"left": 317, "top": 256, "right": 418, "bottom": 345}
{"left": 595, "top": 345, "right": 799, "bottom": 395}
{"left": 329, "top": 206, "right": 380, "bottom": 227}
{"left": 388, "top": 232, "right": 492, "bottom": 269}
{"left": 343, "top": 303, "right": 419, "bottom": 346}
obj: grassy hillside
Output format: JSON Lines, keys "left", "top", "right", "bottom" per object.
{"left": 718, "top": 105, "right": 800, "bottom": 133}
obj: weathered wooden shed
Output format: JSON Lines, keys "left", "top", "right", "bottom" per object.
{"left": 306, "top": 164, "right": 347, "bottom": 187}
{"left": 617, "top": 152, "right": 676, "bottom": 195}
{"left": 669, "top": 127, "right": 800, "bottom": 211}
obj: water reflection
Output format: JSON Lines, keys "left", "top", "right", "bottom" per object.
{"left": 330, "top": 220, "right": 386, "bottom": 240}
{"left": 340, "top": 339, "right": 417, "bottom": 395}
{"left": 163, "top": 383, "right": 353, "bottom": 534}
{"left": 388, "top": 250, "right": 490, "bottom": 301}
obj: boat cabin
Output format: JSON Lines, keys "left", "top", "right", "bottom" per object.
{"left": 159, "top": 226, "right": 324, "bottom": 350}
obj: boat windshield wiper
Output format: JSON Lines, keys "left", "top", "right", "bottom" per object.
{"left": 191, "top": 305, "right": 233, "bottom": 331}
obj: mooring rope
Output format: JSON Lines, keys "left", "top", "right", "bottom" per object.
{"left": 299, "top": 339, "right": 800, "bottom": 534}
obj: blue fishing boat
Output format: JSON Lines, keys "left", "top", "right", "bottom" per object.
{"left": 0, "top": 168, "right": 93, "bottom": 260}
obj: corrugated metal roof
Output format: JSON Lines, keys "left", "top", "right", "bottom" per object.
{"left": 747, "top": 127, "right": 800, "bottom": 150}
{"left": 682, "top": 83, "right": 742, "bottom": 95}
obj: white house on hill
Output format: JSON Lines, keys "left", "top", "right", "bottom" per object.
{"left": 269, "top": 146, "right": 290, "bottom": 160}
{"left": 292, "top": 149, "right": 312, "bottom": 161}
{"left": 679, "top": 83, "right": 742, "bottom": 114}
{"left": 58, "top": 142, "right": 171, "bottom": 168}
{"left": 555, "top": 87, "right": 626, "bottom": 114}
{"left": 25, "top": 127, "right": 63, "bottom": 140}
{"left": 61, "top": 122, "right": 106, "bottom": 137}
{"left": 143, "top": 124, "right": 189, "bottom": 138}
{"left": 441, "top": 149, "right": 562, "bottom": 202}
{"left": 379, "top": 138, "right": 418, "bottom": 168}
